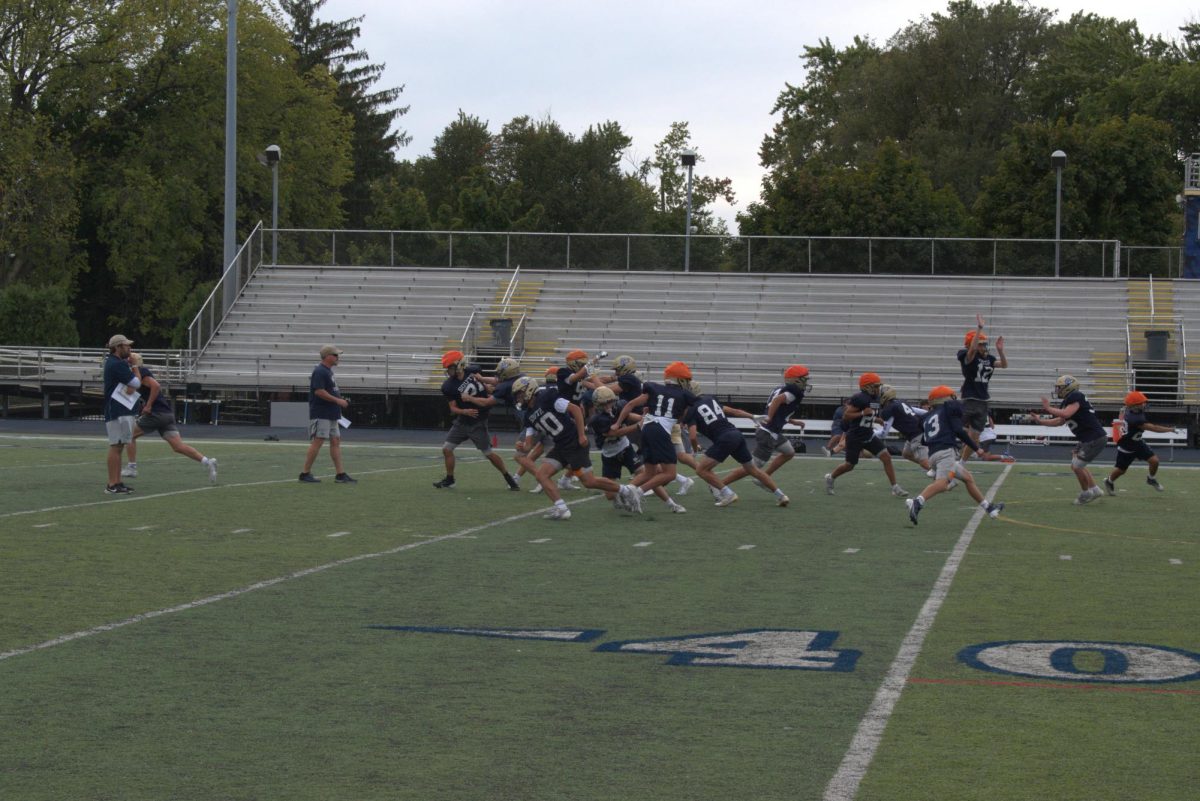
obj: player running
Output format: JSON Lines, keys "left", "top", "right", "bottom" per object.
{"left": 722, "top": 365, "right": 808, "bottom": 493}
{"left": 1104, "top": 390, "right": 1173, "bottom": 495}
{"left": 434, "top": 350, "right": 520, "bottom": 491}
{"left": 906, "top": 386, "right": 1005, "bottom": 525}
{"left": 825, "top": 372, "right": 908, "bottom": 498}
{"left": 878, "top": 384, "right": 930, "bottom": 472}
{"left": 683, "top": 388, "right": 790, "bottom": 508}
{"left": 1032, "top": 375, "right": 1108, "bottom": 505}
{"left": 613, "top": 361, "right": 699, "bottom": 504}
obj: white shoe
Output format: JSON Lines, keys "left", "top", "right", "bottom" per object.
{"left": 925, "top": 469, "right": 935, "bottom": 478}
{"left": 709, "top": 485, "right": 723, "bottom": 500}
{"left": 669, "top": 502, "right": 687, "bottom": 514}
{"left": 619, "top": 485, "right": 643, "bottom": 514}
{"left": 557, "top": 476, "right": 574, "bottom": 490}
{"left": 674, "top": 475, "right": 695, "bottom": 496}
{"left": 1074, "top": 490, "right": 1099, "bottom": 506}
{"left": 946, "top": 478, "right": 959, "bottom": 491}
{"left": 891, "top": 484, "right": 909, "bottom": 498}
{"left": 824, "top": 474, "right": 835, "bottom": 495}
{"left": 529, "top": 483, "right": 544, "bottom": 494}
{"left": 776, "top": 494, "right": 790, "bottom": 507}
{"left": 987, "top": 502, "right": 1004, "bottom": 519}
{"left": 205, "top": 457, "right": 217, "bottom": 484}
{"left": 543, "top": 505, "right": 572, "bottom": 520}
{"left": 821, "top": 446, "right": 832, "bottom": 457}
{"left": 121, "top": 466, "right": 137, "bottom": 478}
{"left": 715, "top": 490, "right": 739, "bottom": 508}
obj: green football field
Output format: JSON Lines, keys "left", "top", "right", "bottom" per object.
{"left": 1, "top": 432, "right": 1197, "bottom": 801}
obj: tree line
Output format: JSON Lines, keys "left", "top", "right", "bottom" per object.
{"left": 0, "top": 0, "right": 1195, "bottom": 347}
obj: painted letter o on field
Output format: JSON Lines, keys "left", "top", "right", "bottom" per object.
{"left": 958, "top": 641, "right": 1200, "bottom": 684}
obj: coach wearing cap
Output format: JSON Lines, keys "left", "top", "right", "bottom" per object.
{"left": 103, "top": 334, "right": 142, "bottom": 494}
{"left": 298, "top": 344, "right": 356, "bottom": 484}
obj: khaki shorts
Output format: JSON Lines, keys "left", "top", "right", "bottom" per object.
{"left": 309, "top": 418, "right": 342, "bottom": 440}
{"left": 929, "top": 448, "right": 972, "bottom": 482}
{"left": 136, "top": 411, "right": 180, "bottom": 439}
{"left": 902, "top": 434, "right": 928, "bottom": 463}
{"left": 106, "top": 416, "right": 136, "bottom": 445}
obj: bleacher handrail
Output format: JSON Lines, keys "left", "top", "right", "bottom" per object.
{"left": 187, "top": 222, "right": 264, "bottom": 364}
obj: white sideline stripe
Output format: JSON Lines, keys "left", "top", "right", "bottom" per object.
{"left": 529, "top": 538, "right": 551, "bottom": 544}
{"left": 1170, "top": 558, "right": 1182, "bottom": 565}
{"left": 822, "top": 463, "right": 1012, "bottom": 801}
{"left": 0, "top": 434, "right": 488, "bottom": 452}
{"left": 843, "top": 548, "right": 860, "bottom": 554}
{"left": 1059, "top": 554, "right": 1073, "bottom": 561}
{"left": 737, "top": 544, "right": 756, "bottom": 551}
{"left": 0, "top": 463, "right": 441, "bottom": 520}
{"left": 33, "top": 523, "right": 56, "bottom": 528}
{"left": 633, "top": 541, "right": 653, "bottom": 548}
{"left": 328, "top": 531, "right": 350, "bottom": 538}
{"left": 232, "top": 528, "right": 253, "bottom": 534}
{"left": 0, "top": 495, "right": 603, "bottom": 664}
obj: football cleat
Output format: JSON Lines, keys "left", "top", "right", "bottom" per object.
{"left": 824, "top": 473, "right": 835, "bottom": 495}
{"left": 505, "top": 473, "right": 520, "bottom": 491}
{"left": 206, "top": 457, "right": 218, "bottom": 484}
{"left": 821, "top": 446, "right": 832, "bottom": 457}
{"left": 669, "top": 502, "right": 687, "bottom": 514}
{"left": 105, "top": 483, "right": 135, "bottom": 495}
{"left": 335, "top": 473, "right": 358, "bottom": 484}
{"left": 543, "top": 505, "right": 572, "bottom": 521}
{"left": 529, "top": 483, "right": 544, "bottom": 494}
{"left": 619, "top": 484, "right": 643, "bottom": 514}
{"left": 906, "top": 496, "right": 922, "bottom": 525}
{"left": 299, "top": 472, "right": 320, "bottom": 483}
{"left": 987, "top": 502, "right": 1004, "bottom": 519}
{"left": 1147, "top": 477, "right": 1164, "bottom": 491}
{"left": 675, "top": 475, "right": 695, "bottom": 496}
{"left": 777, "top": 494, "right": 790, "bottom": 507}
{"left": 1103, "top": 477, "right": 1116, "bottom": 496}
{"left": 120, "top": 465, "right": 137, "bottom": 478}
{"left": 432, "top": 475, "right": 456, "bottom": 489}
{"left": 714, "top": 490, "right": 739, "bottom": 508}
{"left": 891, "top": 484, "right": 909, "bottom": 498}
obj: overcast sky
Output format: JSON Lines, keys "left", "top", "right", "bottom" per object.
{"left": 320, "top": 0, "right": 1197, "bottom": 230}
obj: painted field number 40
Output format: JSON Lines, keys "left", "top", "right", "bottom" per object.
{"left": 596, "top": 629, "right": 860, "bottom": 671}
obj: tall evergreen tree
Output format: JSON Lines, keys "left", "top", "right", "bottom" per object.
{"left": 279, "top": 0, "right": 409, "bottom": 226}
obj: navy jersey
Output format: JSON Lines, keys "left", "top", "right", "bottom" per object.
{"left": 309, "top": 363, "right": 342, "bottom": 421}
{"left": 762, "top": 384, "right": 805, "bottom": 434}
{"left": 492, "top": 375, "right": 523, "bottom": 407}
{"left": 1116, "top": 410, "right": 1148, "bottom": 449}
{"left": 922, "top": 400, "right": 979, "bottom": 454}
{"left": 843, "top": 391, "right": 881, "bottom": 442}
{"left": 555, "top": 366, "right": 588, "bottom": 404}
{"left": 880, "top": 398, "right": 925, "bottom": 439}
{"left": 526, "top": 385, "right": 579, "bottom": 447}
{"left": 138, "top": 367, "right": 174, "bottom": 415}
{"left": 641, "top": 382, "right": 698, "bottom": 425}
{"left": 616, "top": 373, "right": 643, "bottom": 405}
{"left": 683, "top": 395, "right": 739, "bottom": 441}
{"left": 958, "top": 349, "right": 998, "bottom": 400}
{"left": 1059, "top": 390, "right": 1105, "bottom": 442}
{"left": 441, "top": 373, "right": 492, "bottom": 422}
{"left": 102, "top": 355, "right": 137, "bottom": 421}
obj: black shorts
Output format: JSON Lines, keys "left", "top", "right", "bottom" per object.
{"left": 601, "top": 445, "right": 643, "bottom": 479}
{"left": 962, "top": 398, "right": 989, "bottom": 432}
{"left": 706, "top": 429, "right": 753, "bottom": 465}
{"left": 546, "top": 440, "right": 593, "bottom": 471}
{"left": 844, "top": 435, "right": 885, "bottom": 466}
{"left": 1114, "top": 441, "right": 1155, "bottom": 470}
{"left": 640, "top": 424, "right": 677, "bottom": 465}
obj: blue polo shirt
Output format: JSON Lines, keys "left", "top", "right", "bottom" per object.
{"left": 103, "top": 354, "right": 137, "bottom": 421}
{"left": 309, "top": 363, "right": 342, "bottom": 421}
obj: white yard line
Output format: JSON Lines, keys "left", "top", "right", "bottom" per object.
{"left": 0, "top": 495, "right": 603, "bottom": 664}
{"left": 822, "top": 463, "right": 1013, "bottom": 801}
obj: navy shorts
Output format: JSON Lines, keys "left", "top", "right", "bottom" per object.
{"left": 706, "top": 429, "right": 753, "bottom": 465}
{"left": 1114, "top": 441, "right": 1155, "bottom": 470}
{"left": 546, "top": 440, "right": 593, "bottom": 471}
{"left": 844, "top": 435, "right": 885, "bottom": 466}
{"left": 640, "top": 424, "right": 678, "bottom": 465}
{"left": 601, "top": 445, "right": 643, "bottom": 479}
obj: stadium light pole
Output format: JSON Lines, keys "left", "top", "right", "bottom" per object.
{"left": 222, "top": 0, "right": 238, "bottom": 312}
{"left": 1052, "top": 149, "right": 1067, "bottom": 278}
{"left": 257, "top": 145, "right": 281, "bottom": 264}
{"left": 681, "top": 149, "right": 697, "bottom": 273}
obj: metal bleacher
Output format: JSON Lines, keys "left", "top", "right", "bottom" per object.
{"left": 182, "top": 266, "right": 1134, "bottom": 408}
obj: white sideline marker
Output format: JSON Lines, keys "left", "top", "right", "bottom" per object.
{"left": 1060, "top": 554, "right": 1073, "bottom": 561}
{"left": 633, "top": 541, "right": 653, "bottom": 548}
{"left": 1170, "top": 558, "right": 1182, "bottom": 565}
{"left": 529, "top": 538, "right": 551, "bottom": 544}
{"left": 843, "top": 548, "right": 860, "bottom": 554}
{"left": 737, "top": 544, "right": 756, "bottom": 551}
{"left": 328, "top": 531, "right": 350, "bottom": 538}
{"left": 130, "top": 525, "right": 154, "bottom": 531}
{"left": 33, "top": 523, "right": 55, "bottom": 529}
{"left": 232, "top": 528, "right": 253, "bottom": 534}
{"left": 823, "top": 464, "right": 1012, "bottom": 801}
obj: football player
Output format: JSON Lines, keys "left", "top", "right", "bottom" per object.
{"left": 433, "top": 350, "right": 520, "bottom": 491}
{"left": 684, "top": 387, "right": 790, "bottom": 508}
{"left": 905, "top": 386, "right": 1005, "bottom": 525}
{"left": 877, "top": 384, "right": 930, "bottom": 471}
{"left": 588, "top": 386, "right": 683, "bottom": 512}
{"left": 512, "top": 377, "right": 628, "bottom": 520}
{"left": 958, "top": 314, "right": 1008, "bottom": 461}
{"left": 613, "top": 361, "right": 699, "bottom": 502}
{"left": 822, "top": 401, "right": 846, "bottom": 457}
{"left": 721, "top": 364, "right": 808, "bottom": 493}
{"left": 825, "top": 372, "right": 908, "bottom": 497}
{"left": 1104, "top": 390, "right": 1173, "bottom": 494}
{"left": 1033, "top": 374, "right": 1108, "bottom": 505}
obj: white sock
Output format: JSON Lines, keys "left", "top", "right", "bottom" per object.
{"left": 979, "top": 500, "right": 989, "bottom": 509}
{"left": 201, "top": 457, "right": 211, "bottom": 465}
{"left": 675, "top": 475, "right": 686, "bottom": 484}
{"left": 555, "top": 499, "right": 568, "bottom": 510}
{"left": 128, "top": 462, "right": 137, "bottom": 468}
{"left": 773, "top": 488, "right": 785, "bottom": 498}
